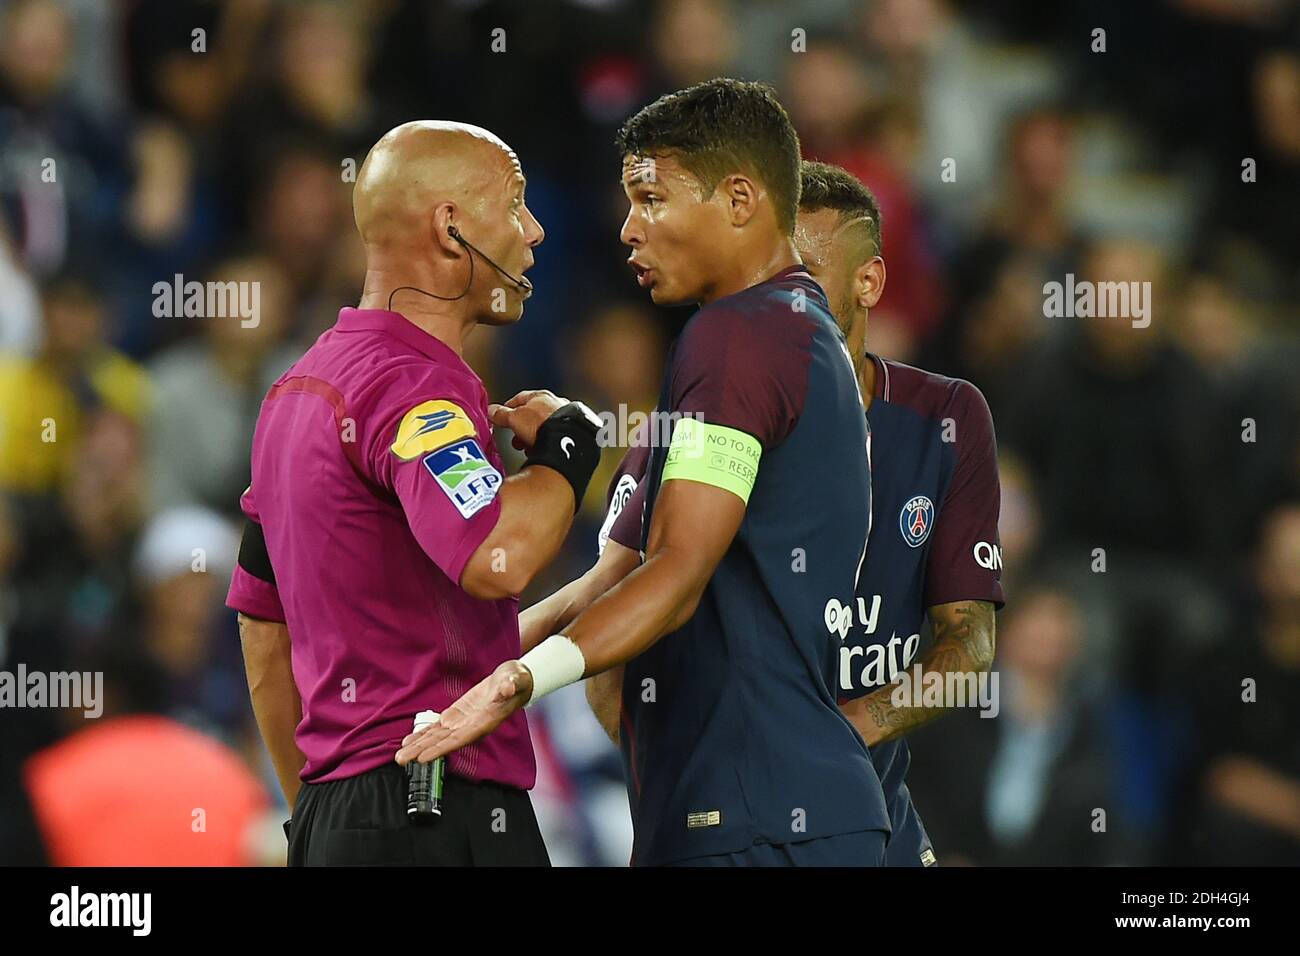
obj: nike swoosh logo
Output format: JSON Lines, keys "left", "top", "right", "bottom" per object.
{"left": 560, "top": 436, "right": 574, "bottom": 458}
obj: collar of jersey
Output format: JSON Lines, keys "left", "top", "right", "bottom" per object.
{"left": 335, "top": 308, "right": 473, "bottom": 372}
{"left": 868, "top": 351, "right": 889, "bottom": 401}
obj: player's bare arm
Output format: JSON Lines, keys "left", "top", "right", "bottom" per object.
{"left": 519, "top": 540, "right": 639, "bottom": 741}
{"left": 518, "top": 539, "right": 641, "bottom": 653}
{"left": 840, "top": 599, "right": 997, "bottom": 747}
{"left": 237, "top": 613, "right": 307, "bottom": 807}
{"left": 396, "top": 477, "right": 745, "bottom": 765}
{"left": 459, "top": 389, "right": 592, "bottom": 600}
{"left": 586, "top": 664, "right": 625, "bottom": 745}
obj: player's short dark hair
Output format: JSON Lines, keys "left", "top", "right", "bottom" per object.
{"left": 799, "top": 161, "right": 883, "bottom": 258}
{"left": 615, "top": 78, "right": 802, "bottom": 235}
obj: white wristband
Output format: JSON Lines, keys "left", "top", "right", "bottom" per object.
{"left": 519, "top": 634, "right": 587, "bottom": 706}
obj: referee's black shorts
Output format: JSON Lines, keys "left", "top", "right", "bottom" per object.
{"left": 287, "top": 763, "right": 550, "bottom": 866}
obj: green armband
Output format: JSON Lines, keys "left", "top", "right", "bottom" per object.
{"left": 662, "top": 417, "right": 762, "bottom": 504}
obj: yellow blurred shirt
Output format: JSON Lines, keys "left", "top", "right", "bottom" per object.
{"left": 0, "top": 349, "right": 151, "bottom": 493}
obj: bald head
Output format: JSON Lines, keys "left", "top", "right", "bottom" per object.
{"left": 353, "top": 120, "right": 544, "bottom": 328}
{"left": 354, "top": 121, "right": 518, "bottom": 246}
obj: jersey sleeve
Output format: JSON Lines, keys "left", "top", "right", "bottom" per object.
{"left": 668, "top": 305, "right": 810, "bottom": 451}
{"left": 924, "top": 382, "right": 1005, "bottom": 609}
{"left": 226, "top": 484, "right": 287, "bottom": 622}
{"left": 599, "top": 446, "right": 650, "bottom": 555}
{"left": 367, "top": 367, "right": 503, "bottom": 586}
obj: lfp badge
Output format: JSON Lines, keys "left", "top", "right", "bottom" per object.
{"left": 899, "top": 495, "right": 935, "bottom": 548}
{"left": 423, "top": 439, "right": 502, "bottom": 519}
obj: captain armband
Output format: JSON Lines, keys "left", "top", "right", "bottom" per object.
{"left": 661, "top": 418, "right": 762, "bottom": 504}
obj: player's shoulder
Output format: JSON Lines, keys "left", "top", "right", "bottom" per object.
{"left": 878, "top": 357, "right": 993, "bottom": 429}
{"left": 678, "top": 268, "right": 822, "bottom": 363}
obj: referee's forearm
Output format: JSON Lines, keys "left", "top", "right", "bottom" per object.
{"left": 462, "top": 466, "right": 576, "bottom": 599}
{"left": 238, "top": 614, "right": 307, "bottom": 808}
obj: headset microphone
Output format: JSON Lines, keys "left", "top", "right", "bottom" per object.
{"left": 448, "top": 224, "right": 533, "bottom": 294}
{"left": 385, "top": 223, "right": 533, "bottom": 312}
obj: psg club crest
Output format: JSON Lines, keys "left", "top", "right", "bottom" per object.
{"left": 899, "top": 495, "right": 935, "bottom": 548}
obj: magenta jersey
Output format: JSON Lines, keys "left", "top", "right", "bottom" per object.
{"left": 226, "top": 308, "right": 534, "bottom": 788}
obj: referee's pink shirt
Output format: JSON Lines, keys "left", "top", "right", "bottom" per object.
{"left": 227, "top": 308, "right": 534, "bottom": 788}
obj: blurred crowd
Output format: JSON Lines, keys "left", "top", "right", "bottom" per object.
{"left": 1, "top": 0, "right": 1298, "bottom": 866}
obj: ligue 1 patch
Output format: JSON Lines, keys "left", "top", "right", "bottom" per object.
{"left": 899, "top": 495, "right": 934, "bottom": 548}
{"left": 920, "top": 848, "right": 937, "bottom": 867}
{"left": 422, "top": 439, "right": 502, "bottom": 518}
{"left": 392, "top": 400, "right": 477, "bottom": 460}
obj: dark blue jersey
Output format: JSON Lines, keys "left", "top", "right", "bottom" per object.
{"left": 613, "top": 266, "right": 888, "bottom": 866}
{"left": 604, "top": 353, "right": 1004, "bottom": 866}
{"left": 838, "top": 354, "right": 1004, "bottom": 865}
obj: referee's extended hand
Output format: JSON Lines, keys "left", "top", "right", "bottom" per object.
{"left": 489, "top": 390, "right": 568, "bottom": 451}
{"left": 395, "top": 660, "right": 534, "bottom": 765}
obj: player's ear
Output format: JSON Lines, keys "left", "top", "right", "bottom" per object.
{"left": 432, "top": 204, "right": 464, "bottom": 258}
{"left": 721, "top": 173, "right": 758, "bottom": 227}
{"left": 858, "top": 256, "right": 886, "bottom": 310}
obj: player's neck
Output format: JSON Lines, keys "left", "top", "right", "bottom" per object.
{"left": 702, "top": 237, "right": 800, "bottom": 304}
{"left": 848, "top": 310, "right": 873, "bottom": 411}
{"left": 859, "top": 353, "right": 876, "bottom": 412}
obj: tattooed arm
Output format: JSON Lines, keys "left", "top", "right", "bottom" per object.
{"left": 839, "top": 600, "right": 996, "bottom": 748}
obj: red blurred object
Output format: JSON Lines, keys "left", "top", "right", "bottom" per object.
{"left": 24, "top": 716, "right": 268, "bottom": 866}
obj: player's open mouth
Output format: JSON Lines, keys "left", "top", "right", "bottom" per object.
{"left": 629, "top": 259, "right": 655, "bottom": 288}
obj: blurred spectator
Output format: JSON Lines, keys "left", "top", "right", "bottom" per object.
{"left": 1003, "top": 238, "right": 1220, "bottom": 562}
{"left": 784, "top": 36, "right": 944, "bottom": 357}
{"left": 221, "top": 1, "right": 389, "bottom": 233}
{"left": 567, "top": 301, "right": 665, "bottom": 524}
{"left": 0, "top": 274, "right": 150, "bottom": 493}
{"left": 1209, "top": 48, "right": 1300, "bottom": 312}
{"left": 995, "top": 451, "right": 1042, "bottom": 583}
{"left": 1179, "top": 502, "right": 1300, "bottom": 865}
{"left": 908, "top": 584, "right": 1128, "bottom": 865}
{"left": 0, "top": 218, "right": 40, "bottom": 354}
{"left": 938, "top": 107, "right": 1088, "bottom": 394}
{"left": 133, "top": 506, "right": 249, "bottom": 738}
{"left": 649, "top": 0, "right": 739, "bottom": 91}
{"left": 20, "top": 409, "right": 147, "bottom": 645}
{"left": 1171, "top": 268, "right": 1300, "bottom": 558}
{"left": 248, "top": 138, "right": 354, "bottom": 334}
{"left": 0, "top": 0, "right": 127, "bottom": 276}
{"left": 147, "top": 254, "right": 296, "bottom": 515}
{"left": 941, "top": 249, "right": 1047, "bottom": 423}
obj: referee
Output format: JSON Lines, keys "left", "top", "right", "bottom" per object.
{"left": 227, "top": 122, "right": 602, "bottom": 866}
